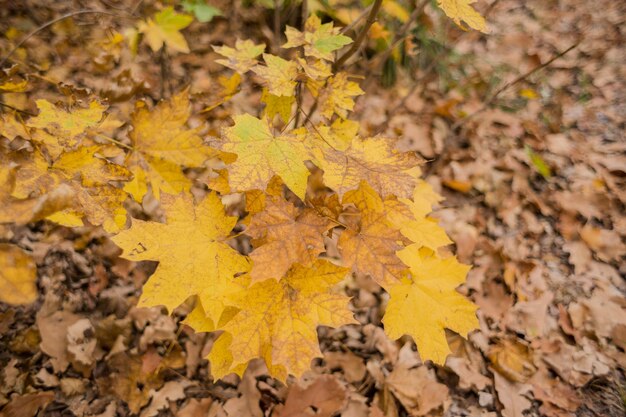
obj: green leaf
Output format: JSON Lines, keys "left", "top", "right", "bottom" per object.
{"left": 524, "top": 145, "right": 552, "bottom": 179}
{"left": 313, "top": 34, "right": 352, "bottom": 55}
{"left": 182, "top": 0, "right": 222, "bottom": 23}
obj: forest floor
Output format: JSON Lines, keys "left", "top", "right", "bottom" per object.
{"left": 0, "top": 1, "right": 624, "bottom": 416}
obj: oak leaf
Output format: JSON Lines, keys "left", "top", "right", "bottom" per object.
{"left": 246, "top": 196, "right": 333, "bottom": 282}
{"left": 215, "top": 114, "right": 311, "bottom": 199}
{"left": 111, "top": 193, "right": 250, "bottom": 326}
{"left": 138, "top": 7, "right": 193, "bottom": 53}
{"left": 208, "top": 260, "right": 356, "bottom": 380}
{"left": 0, "top": 244, "right": 37, "bottom": 306}
{"left": 437, "top": 0, "right": 487, "bottom": 33}
{"left": 125, "top": 89, "right": 218, "bottom": 202}
{"left": 213, "top": 39, "right": 265, "bottom": 73}
{"left": 383, "top": 244, "right": 478, "bottom": 364}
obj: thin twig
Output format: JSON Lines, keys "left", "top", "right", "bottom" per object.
{"left": 334, "top": 0, "right": 383, "bottom": 70}
{"left": 451, "top": 41, "right": 579, "bottom": 131}
{"left": 424, "top": 41, "right": 580, "bottom": 177}
{"left": 0, "top": 10, "right": 132, "bottom": 67}
{"left": 339, "top": 5, "right": 373, "bottom": 35}
{"left": 301, "top": 0, "right": 308, "bottom": 26}
{"left": 96, "top": 134, "right": 134, "bottom": 151}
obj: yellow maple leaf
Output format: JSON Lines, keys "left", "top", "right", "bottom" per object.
{"left": 137, "top": 7, "right": 193, "bottom": 53}
{"left": 0, "top": 112, "right": 29, "bottom": 141}
{"left": 246, "top": 195, "right": 333, "bottom": 282}
{"left": 261, "top": 88, "right": 295, "bottom": 123}
{"left": 0, "top": 79, "right": 28, "bottom": 92}
{"left": 202, "top": 73, "right": 242, "bottom": 112}
{"left": 436, "top": 0, "right": 488, "bottom": 33}
{"left": 308, "top": 72, "right": 364, "bottom": 119}
{"left": 297, "top": 57, "right": 332, "bottom": 81}
{"left": 383, "top": 244, "right": 478, "bottom": 364}
{"left": 0, "top": 156, "right": 73, "bottom": 225}
{"left": 182, "top": 297, "right": 241, "bottom": 333}
{"left": 208, "top": 260, "right": 356, "bottom": 380}
{"left": 12, "top": 147, "right": 130, "bottom": 231}
{"left": 214, "top": 114, "right": 311, "bottom": 199}
{"left": 385, "top": 181, "right": 452, "bottom": 250}
{"left": 252, "top": 54, "right": 299, "bottom": 97}
{"left": 125, "top": 89, "right": 218, "bottom": 202}
{"left": 0, "top": 244, "right": 37, "bottom": 306}
{"left": 283, "top": 15, "right": 352, "bottom": 62}
{"left": 111, "top": 193, "right": 250, "bottom": 325}
{"left": 27, "top": 99, "right": 107, "bottom": 160}
{"left": 213, "top": 39, "right": 266, "bottom": 73}
{"left": 310, "top": 130, "right": 422, "bottom": 199}
{"left": 338, "top": 182, "right": 408, "bottom": 288}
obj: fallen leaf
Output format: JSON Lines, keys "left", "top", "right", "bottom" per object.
{"left": 0, "top": 244, "right": 37, "bottom": 306}
{"left": 277, "top": 375, "right": 348, "bottom": 417}
{"left": 386, "top": 366, "right": 449, "bottom": 416}
{"left": 493, "top": 372, "right": 532, "bottom": 417}
{"left": 138, "top": 7, "right": 193, "bottom": 53}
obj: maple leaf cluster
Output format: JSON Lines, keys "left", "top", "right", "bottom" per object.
{"left": 1, "top": 13, "right": 479, "bottom": 382}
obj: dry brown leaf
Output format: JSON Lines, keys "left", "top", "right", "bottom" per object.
{"left": 493, "top": 372, "right": 532, "bottom": 417}
{"left": 0, "top": 392, "right": 54, "bottom": 417}
{"left": 276, "top": 375, "right": 347, "bottom": 417}
{"left": 36, "top": 310, "right": 81, "bottom": 373}
{"left": 386, "top": 366, "right": 449, "bottom": 416}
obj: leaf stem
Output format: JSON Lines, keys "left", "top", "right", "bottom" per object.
{"left": 96, "top": 134, "right": 134, "bottom": 151}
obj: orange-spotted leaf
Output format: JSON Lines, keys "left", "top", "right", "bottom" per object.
{"left": 246, "top": 195, "right": 333, "bottom": 282}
